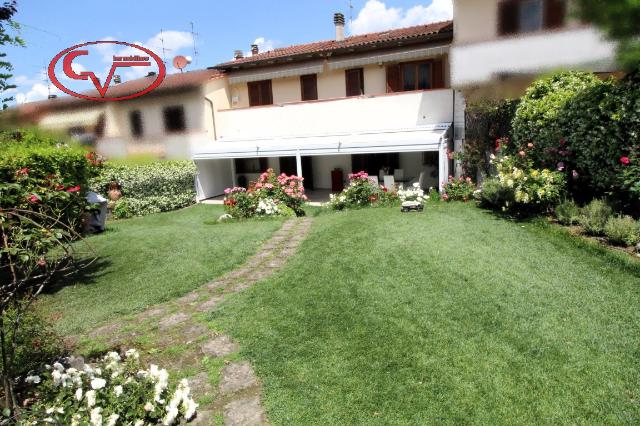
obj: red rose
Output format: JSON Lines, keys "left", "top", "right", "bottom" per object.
{"left": 27, "top": 194, "right": 40, "bottom": 203}
{"left": 620, "top": 156, "right": 630, "bottom": 165}
{"left": 66, "top": 185, "right": 81, "bottom": 193}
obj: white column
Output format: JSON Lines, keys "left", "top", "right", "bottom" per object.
{"left": 296, "top": 151, "right": 303, "bottom": 177}
{"left": 439, "top": 138, "right": 449, "bottom": 191}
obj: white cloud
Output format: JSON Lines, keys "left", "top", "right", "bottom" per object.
{"left": 350, "top": 0, "right": 452, "bottom": 35}
{"left": 15, "top": 82, "right": 61, "bottom": 104}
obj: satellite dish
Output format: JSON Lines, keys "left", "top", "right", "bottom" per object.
{"left": 173, "top": 55, "right": 189, "bottom": 70}
{"left": 184, "top": 56, "right": 193, "bottom": 64}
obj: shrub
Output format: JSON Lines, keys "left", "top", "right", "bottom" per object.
{"left": 476, "top": 154, "right": 565, "bottom": 215}
{"left": 20, "top": 349, "right": 198, "bottom": 425}
{"left": 441, "top": 176, "right": 476, "bottom": 201}
{"left": 604, "top": 216, "right": 640, "bottom": 246}
{"left": 397, "top": 183, "right": 427, "bottom": 205}
{"left": 89, "top": 161, "right": 196, "bottom": 218}
{"left": 223, "top": 168, "right": 307, "bottom": 218}
{"left": 579, "top": 199, "right": 613, "bottom": 235}
{"left": 555, "top": 200, "right": 581, "bottom": 225}
{"left": 328, "top": 171, "right": 398, "bottom": 210}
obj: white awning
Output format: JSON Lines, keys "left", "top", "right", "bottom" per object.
{"left": 38, "top": 108, "right": 104, "bottom": 129}
{"left": 328, "top": 45, "right": 449, "bottom": 70}
{"left": 228, "top": 62, "right": 325, "bottom": 85}
{"left": 193, "top": 124, "right": 450, "bottom": 160}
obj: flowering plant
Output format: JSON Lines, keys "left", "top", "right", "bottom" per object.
{"left": 397, "top": 183, "right": 427, "bottom": 204}
{"left": 223, "top": 168, "right": 306, "bottom": 218}
{"left": 328, "top": 171, "right": 398, "bottom": 210}
{"left": 20, "top": 349, "right": 197, "bottom": 425}
{"left": 619, "top": 145, "right": 640, "bottom": 201}
{"left": 441, "top": 176, "right": 476, "bottom": 202}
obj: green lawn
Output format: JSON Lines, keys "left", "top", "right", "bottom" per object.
{"left": 39, "top": 204, "right": 282, "bottom": 335}
{"left": 208, "top": 203, "right": 640, "bottom": 425}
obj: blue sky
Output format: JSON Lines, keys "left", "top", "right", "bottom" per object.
{"left": 7, "top": 0, "right": 452, "bottom": 104}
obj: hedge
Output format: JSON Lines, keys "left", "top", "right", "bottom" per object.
{"left": 89, "top": 161, "right": 197, "bottom": 218}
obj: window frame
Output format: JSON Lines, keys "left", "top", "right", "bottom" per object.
{"left": 129, "top": 110, "right": 144, "bottom": 138}
{"left": 247, "top": 79, "right": 273, "bottom": 107}
{"left": 400, "top": 60, "right": 434, "bottom": 92}
{"left": 162, "top": 105, "right": 186, "bottom": 133}
{"left": 345, "top": 68, "right": 364, "bottom": 97}
{"left": 300, "top": 74, "right": 318, "bottom": 101}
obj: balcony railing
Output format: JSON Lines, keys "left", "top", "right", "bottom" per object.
{"left": 216, "top": 89, "right": 454, "bottom": 141}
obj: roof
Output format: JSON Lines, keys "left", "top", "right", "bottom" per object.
{"left": 17, "top": 68, "right": 223, "bottom": 118}
{"left": 216, "top": 20, "right": 453, "bottom": 70}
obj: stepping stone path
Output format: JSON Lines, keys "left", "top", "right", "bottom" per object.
{"left": 77, "top": 217, "right": 313, "bottom": 425}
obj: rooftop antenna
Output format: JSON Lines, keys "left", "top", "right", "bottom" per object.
{"left": 190, "top": 22, "right": 199, "bottom": 65}
{"left": 349, "top": 0, "right": 354, "bottom": 31}
{"left": 159, "top": 28, "right": 167, "bottom": 64}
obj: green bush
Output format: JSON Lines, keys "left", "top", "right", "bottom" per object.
{"left": 476, "top": 178, "right": 513, "bottom": 209}
{"left": 604, "top": 215, "right": 640, "bottom": 246}
{"left": 441, "top": 176, "right": 476, "bottom": 201}
{"left": 555, "top": 200, "right": 581, "bottom": 225}
{"left": 90, "top": 161, "right": 196, "bottom": 218}
{"left": 580, "top": 199, "right": 613, "bottom": 235}
{"left": 327, "top": 171, "right": 398, "bottom": 210}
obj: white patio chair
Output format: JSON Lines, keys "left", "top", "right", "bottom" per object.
{"left": 378, "top": 169, "right": 385, "bottom": 182}
{"left": 368, "top": 176, "right": 379, "bottom": 186}
{"left": 394, "top": 169, "right": 404, "bottom": 181}
{"left": 383, "top": 175, "right": 395, "bottom": 191}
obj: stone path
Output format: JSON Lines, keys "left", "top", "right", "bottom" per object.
{"left": 80, "top": 217, "right": 314, "bottom": 425}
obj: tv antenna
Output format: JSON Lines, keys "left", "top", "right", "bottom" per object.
{"left": 159, "top": 29, "right": 167, "bottom": 64}
{"left": 349, "top": 0, "right": 354, "bottom": 28}
{"left": 190, "top": 22, "right": 199, "bottom": 65}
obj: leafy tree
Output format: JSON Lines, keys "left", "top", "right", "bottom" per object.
{"left": 575, "top": 0, "right": 640, "bottom": 70}
{"left": 0, "top": 1, "right": 23, "bottom": 109}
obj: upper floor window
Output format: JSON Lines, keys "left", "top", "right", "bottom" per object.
{"left": 129, "top": 110, "right": 143, "bottom": 138}
{"left": 300, "top": 74, "right": 318, "bottom": 101}
{"left": 345, "top": 68, "right": 364, "bottom": 97}
{"left": 498, "top": 0, "right": 567, "bottom": 36}
{"left": 163, "top": 105, "right": 186, "bottom": 133}
{"left": 248, "top": 79, "right": 273, "bottom": 106}
{"left": 386, "top": 59, "right": 445, "bottom": 93}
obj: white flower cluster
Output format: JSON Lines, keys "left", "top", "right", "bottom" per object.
{"left": 397, "top": 183, "right": 427, "bottom": 204}
{"left": 21, "top": 349, "right": 198, "bottom": 426}
{"left": 256, "top": 197, "right": 279, "bottom": 215}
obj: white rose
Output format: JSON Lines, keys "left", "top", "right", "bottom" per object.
{"left": 91, "top": 378, "right": 106, "bottom": 390}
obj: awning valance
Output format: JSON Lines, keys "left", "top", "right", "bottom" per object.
{"left": 328, "top": 45, "right": 449, "bottom": 71}
{"left": 38, "top": 108, "right": 104, "bottom": 129}
{"left": 228, "top": 62, "right": 325, "bottom": 85}
{"left": 193, "top": 124, "right": 450, "bottom": 160}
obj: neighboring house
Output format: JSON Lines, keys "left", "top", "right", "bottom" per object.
{"left": 194, "top": 14, "right": 464, "bottom": 200}
{"left": 450, "top": 0, "right": 618, "bottom": 99}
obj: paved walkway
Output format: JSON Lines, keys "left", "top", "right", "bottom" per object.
{"left": 84, "top": 217, "right": 314, "bottom": 425}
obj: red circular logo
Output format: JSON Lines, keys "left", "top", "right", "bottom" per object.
{"left": 48, "top": 41, "right": 166, "bottom": 102}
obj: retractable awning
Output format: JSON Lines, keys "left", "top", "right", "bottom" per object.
{"left": 193, "top": 124, "right": 450, "bottom": 160}
{"left": 228, "top": 62, "right": 325, "bottom": 85}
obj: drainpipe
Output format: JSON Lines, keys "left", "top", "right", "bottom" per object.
{"left": 204, "top": 96, "right": 217, "bottom": 141}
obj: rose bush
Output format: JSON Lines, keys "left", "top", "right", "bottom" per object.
{"left": 223, "top": 168, "right": 307, "bottom": 218}
{"left": 20, "top": 349, "right": 197, "bottom": 425}
{"left": 328, "top": 171, "right": 398, "bottom": 210}
{"left": 441, "top": 176, "right": 476, "bottom": 202}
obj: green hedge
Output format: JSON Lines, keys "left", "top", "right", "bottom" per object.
{"left": 89, "top": 161, "right": 197, "bottom": 218}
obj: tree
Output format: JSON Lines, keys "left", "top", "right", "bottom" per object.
{"left": 0, "top": 1, "right": 23, "bottom": 109}
{"left": 575, "top": 0, "right": 640, "bottom": 70}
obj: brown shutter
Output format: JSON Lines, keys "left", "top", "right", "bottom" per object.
{"left": 498, "top": 0, "right": 519, "bottom": 35}
{"left": 300, "top": 74, "right": 318, "bottom": 101}
{"left": 248, "top": 81, "right": 260, "bottom": 106}
{"left": 386, "top": 64, "right": 401, "bottom": 93}
{"left": 432, "top": 58, "right": 444, "bottom": 89}
{"left": 544, "top": 0, "right": 566, "bottom": 29}
{"left": 345, "top": 68, "right": 363, "bottom": 97}
{"left": 261, "top": 80, "right": 273, "bottom": 105}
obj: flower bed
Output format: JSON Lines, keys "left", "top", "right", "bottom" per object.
{"left": 328, "top": 171, "right": 398, "bottom": 210}
{"left": 441, "top": 176, "right": 476, "bottom": 202}
{"left": 20, "top": 349, "right": 197, "bottom": 425}
{"left": 223, "top": 168, "right": 307, "bottom": 218}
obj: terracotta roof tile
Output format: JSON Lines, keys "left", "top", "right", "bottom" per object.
{"left": 217, "top": 20, "right": 453, "bottom": 69}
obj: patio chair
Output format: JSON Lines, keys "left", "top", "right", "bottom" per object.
{"left": 394, "top": 169, "right": 404, "bottom": 181}
{"left": 383, "top": 175, "right": 395, "bottom": 191}
{"left": 368, "top": 176, "right": 379, "bottom": 186}
{"left": 378, "top": 169, "right": 385, "bottom": 182}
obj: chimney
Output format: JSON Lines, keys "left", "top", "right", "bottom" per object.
{"left": 146, "top": 71, "right": 156, "bottom": 77}
{"left": 334, "top": 12, "right": 345, "bottom": 42}
{"left": 234, "top": 50, "right": 244, "bottom": 60}
{"left": 47, "top": 94, "right": 57, "bottom": 99}
{"left": 251, "top": 44, "right": 259, "bottom": 56}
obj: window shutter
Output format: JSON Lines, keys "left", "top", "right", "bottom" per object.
{"left": 345, "top": 68, "right": 363, "bottom": 97}
{"left": 248, "top": 82, "right": 261, "bottom": 106}
{"left": 261, "top": 80, "right": 273, "bottom": 105}
{"left": 544, "top": 0, "right": 566, "bottom": 29}
{"left": 432, "top": 58, "right": 444, "bottom": 89}
{"left": 386, "top": 65, "right": 401, "bottom": 93}
{"left": 300, "top": 74, "right": 318, "bottom": 101}
{"left": 498, "top": 0, "right": 519, "bottom": 35}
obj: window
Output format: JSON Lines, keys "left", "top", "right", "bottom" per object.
{"left": 129, "top": 110, "right": 143, "bottom": 138}
{"left": 234, "top": 158, "right": 268, "bottom": 174}
{"left": 386, "top": 59, "right": 444, "bottom": 93}
{"left": 300, "top": 74, "right": 318, "bottom": 101}
{"left": 345, "top": 68, "right": 364, "bottom": 97}
{"left": 498, "top": 0, "right": 566, "bottom": 36}
{"left": 248, "top": 80, "right": 273, "bottom": 106}
{"left": 163, "top": 105, "right": 186, "bottom": 133}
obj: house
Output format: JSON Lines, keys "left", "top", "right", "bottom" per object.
{"left": 193, "top": 13, "right": 464, "bottom": 200}
{"left": 450, "top": 0, "right": 618, "bottom": 99}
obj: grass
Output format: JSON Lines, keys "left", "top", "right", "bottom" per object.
{"left": 208, "top": 202, "right": 640, "bottom": 425}
{"left": 38, "top": 204, "right": 282, "bottom": 335}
